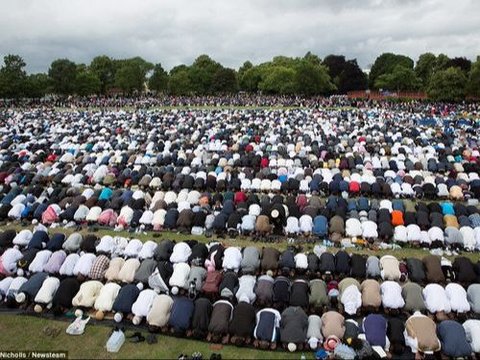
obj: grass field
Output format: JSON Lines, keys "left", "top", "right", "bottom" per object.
{"left": 0, "top": 313, "right": 301, "bottom": 359}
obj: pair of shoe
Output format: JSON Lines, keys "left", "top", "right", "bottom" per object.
{"left": 210, "top": 354, "right": 222, "bottom": 360}
{"left": 127, "top": 331, "right": 145, "bottom": 343}
{"left": 191, "top": 352, "right": 203, "bottom": 360}
{"left": 146, "top": 334, "right": 157, "bottom": 344}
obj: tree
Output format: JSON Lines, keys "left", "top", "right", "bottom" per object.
{"left": 148, "top": 63, "right": 169, "bottom": 93}
{"left": 447, "top": 57, "right": 472, "bottom": 73}
{"left": 338, "top": 60, "right": 367, "bottom": 93}
{"left": 375, "top": 65, "right": 421, "bottom": 91}
{"left": 434, "top": 54, "right": 450, "bottom": 72}
{"left": 427, "top": 66, "right": 467, "bottom": 101}
{"left": 168, "top": 69, "right": 192, "bottom": 95}
{"left": 0, "top": 54, "right": 27, "bottom": 98}
{"left": 115, "top": 62, "right": 144, "bottom": 93}
{"left": 48, "top": 59, "right": 77, "bottom": 95}
{"left": 467, "top": 57, "right": 480, "bottom": 98}
{"left": 188, "top": 55, "right": 222, "bottom": 94}
{"left": 369, "top": 53, "right": 414, "bottom": 89}
{"left": 90, "top": 55, "right": 115, "bottom": 94}
{"left": 24, "top": 73, "right": 52, "bottom": 98}
{"left": 294, "top": 60, "right": 335, "bottom": 95}
{"left": 211, "top": 67, "right": 238, "bottom": 93}
{"left": 259, "top": 66, "right": 296, "bottom": 94}
{"left": 415, "top": 53, "right": 437, "bottom": 89}
{"left": 239, "top": 66, "right": 263, "bottom": 92}
{"left": 323, "top": 55, "right": 347, "bottom": 82}
{"left": 75, "top": 71, "right": 101, "bottom": 96}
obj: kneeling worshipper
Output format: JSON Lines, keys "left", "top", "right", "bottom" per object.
{"left": 72, "top": 280, "right": 104, "bottom": 316}
{"left": 33, "top": 276, "right": 60, "bottom": 313}
{"left": 309, "top": 279, "right": 329, "bottom": 313}
{"left": 255, "top": 273, "right": 274, "bottom": 307}
{"left": 4, "top": 276, "right": 27, "bottom": 307}
{"left": 423, "top": 283, "right": 451, "bottom": 320}
{"left": 168, "top": 296, "right": 194, "bottom": 335}
{"left": 52, "top": 277, "right": 81, "bottom": 315}
{"left": 361, "top": 314, "right": 390, "bottom": 357}
{"left": 112, "top": 283, "right": 141, "bottom": 323}
{"left": 189, "top": 297, "right": 213, "bottom": 339}
{"left": 131, "top": 287, "right": 158, "bottom": 325}
{"left": 280, "top": 306, "right": 308, "bottom": 352}
{"left": 402, "top": 282, "right": 426, "bottom": 313}
{"left": 445, "top": 282, "right": 470, "bottom": 314}
{"left": 0, "top": 246, "right": 23, "bottom": 276}
{"left": 228, "top": 296, "right": 256, "bottom": 347}
{"left": 380, "top": 280, "right": 405, "bottom": 314}
{"left": 321, "top": 311, "right": 345, "bottom": 340}
{"left": 467, "top": 284, "right": 480, "bottom": 314}
{"left": 360, "top": 279, "right": 382, "bottom": 313}
{"left": 338, "top": 277, "right": 362, "bottom": 316}
{"left": 437, "top": 320, "right": 472, "bottom": 358}
{"left": 404, "top": 311, "right": 441, "bottom": 356}
{"left": 253, "top": 307, "right": 281, "bottom": 350}
{"left": 306, "top": 314, "right": 323, "bottom": 351}
{"left": 94, "top": 282, "right": 121, "bottom": 320}
{"left": 146, "top": 293, "right": 173, "bottom": 332}
{"left": 207, "top": 299, "right": 234, "bottom": 344}
{"left": 463, "top": 319, "right": 480, "bottom": 353}
{"left": 15, "top": 272, "right": 49, "bottom": 305}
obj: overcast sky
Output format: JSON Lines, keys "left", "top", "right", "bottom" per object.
{"left": 1, "top": 0, "right": 479, "bottom": 73}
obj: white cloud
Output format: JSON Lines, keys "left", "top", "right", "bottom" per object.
{"left": 0, "top": 0, "right": 479, "bottom": 73}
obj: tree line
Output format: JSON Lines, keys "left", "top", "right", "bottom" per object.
{"left": 0, "top": 51, "right": 479, "bottom": 101}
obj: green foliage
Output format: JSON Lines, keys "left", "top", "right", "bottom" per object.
{"left": 115, "top": 62, "right": 145, "bottom": 93}
{"left": 259, "top": 66, "right": 296, "bottom": 94}
{"left": 375, "top": 65, "right": 421, "bottom": 91}
{"left": 415, "top": 53, "right": 437, "bottom": 89}
{"left": 90, "top": 55, "right": 115, "bottom": 94}
{"left": 168, "top": 68, "right": 192, "bottom": 95}
{"left": 467, "top": 57, "right": 480, "bottom": 98}
{"left": 211, "top": 67, "right": 238, "bottom": 93}
{"left": 25, "top": 73, "right": 52, "bottom": 98}
{"left": 323, "top": 55, "right": 366, "bottom": 93}
{"left": 75, "top": 71, "right": 101, "bottom": 96}
{"left": 427, "top": 66, "right": 467, "bottom": 101}
{"left": 188, "top": 55, "right": 223, "bottom": 94}
{"left": 148, "top": 63, "right": 169, "bottom": 93}
{"left": 0, "top": 54, "right": 27, "bottom": 98}
{"left": 369, "top": 53, "right": 414, "bottom": 89}
{"left": 295, "top": 60, "right": 336, "bottom": 95}
{"left": 48, "top": 58, "right": 78, "bottom": 95}
{"left": 239, "top": 66, "right": 264, "bottom": 92}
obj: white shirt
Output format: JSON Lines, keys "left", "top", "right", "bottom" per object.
{"left": 341, "top": 285, "right": 362, "bottom": 315}
{"left": 138, "top": 241, "right": 157, "bottom": 260}
{"left": 123, "top": 239, "right": 143, "bottom": 258}
{"left": 72, "top": 280, "right": 103, "bottom": 308}
{"left": 241, "top": 215, "right": 256, "bottom": 231}
{"left": 59, "top": 253, "right": 80, "bottom": 276}
{"left": 169, "top": 262, "right": 191, "bottom": 289}
{"left": 0, "top": 248, "right": 23, "bottom": 275}
{"left": 117, "top": 258, "right": 141, "bottom": 283}
{"left": 299, "top": 215, "right": 313, "bottom": 233}
{"left": 13, "top": 230, "right": 33, "bottom": 246}
{"left": 96, "top": 236, "right": 116, "bottom": 254}
{"left": 34, "top": 277, "right": 60, "bottom": 305}
{"left": 170, "top": 242, "right": 192, "bottom": 264}
{"left": 346, "top": 218, "right": 362, "bottom": 237}
{"left": 6, "top": 276, "right": 28, "bottom": 297}
{"left": 294, "top": 253, "right": 308, "bottom": 269}
{"left": 445, "top": 283, "right": 470, "bottom": 313}
{"left": 393, "top": 225, "right": 408, "bottom": 243}
{"left": 362, "top": 221, "right": 378, "bottom": 238}
{"left": 131, "top": 289, "right": 158, "bottom": 318}
{"left": 406, "top": 224, "right": 421, "bottom": 242}
{"left": 94, "top": 282, "right": 121, "bottom": 312}
{"left": 428, "top": 227, "right": 444, "bottom": 243}
{"left": 236, "top": 275, "right": 256, "bottom": 303}
{"left": 423, "top": 284, "right": 451, "bottom": 314}
{"left": 73, "top": 253, "right": 96, "bottom": 276}
{"left": 29, "top": 250, "right": 53, "bottom": 273}
{"left": 463, "top": 319, "right": 480, "bottom": 353}
{"left": 0, "top": 277, "right": 14, "bottom": 296}
{"left": 222, "top": 247, "right": 242, "bottom": 271}
{"left": 285, "top": 217, "right": 300, "bottom": 234}
{"left": 380, "top": 281, "right": 405, "bottom": 309}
